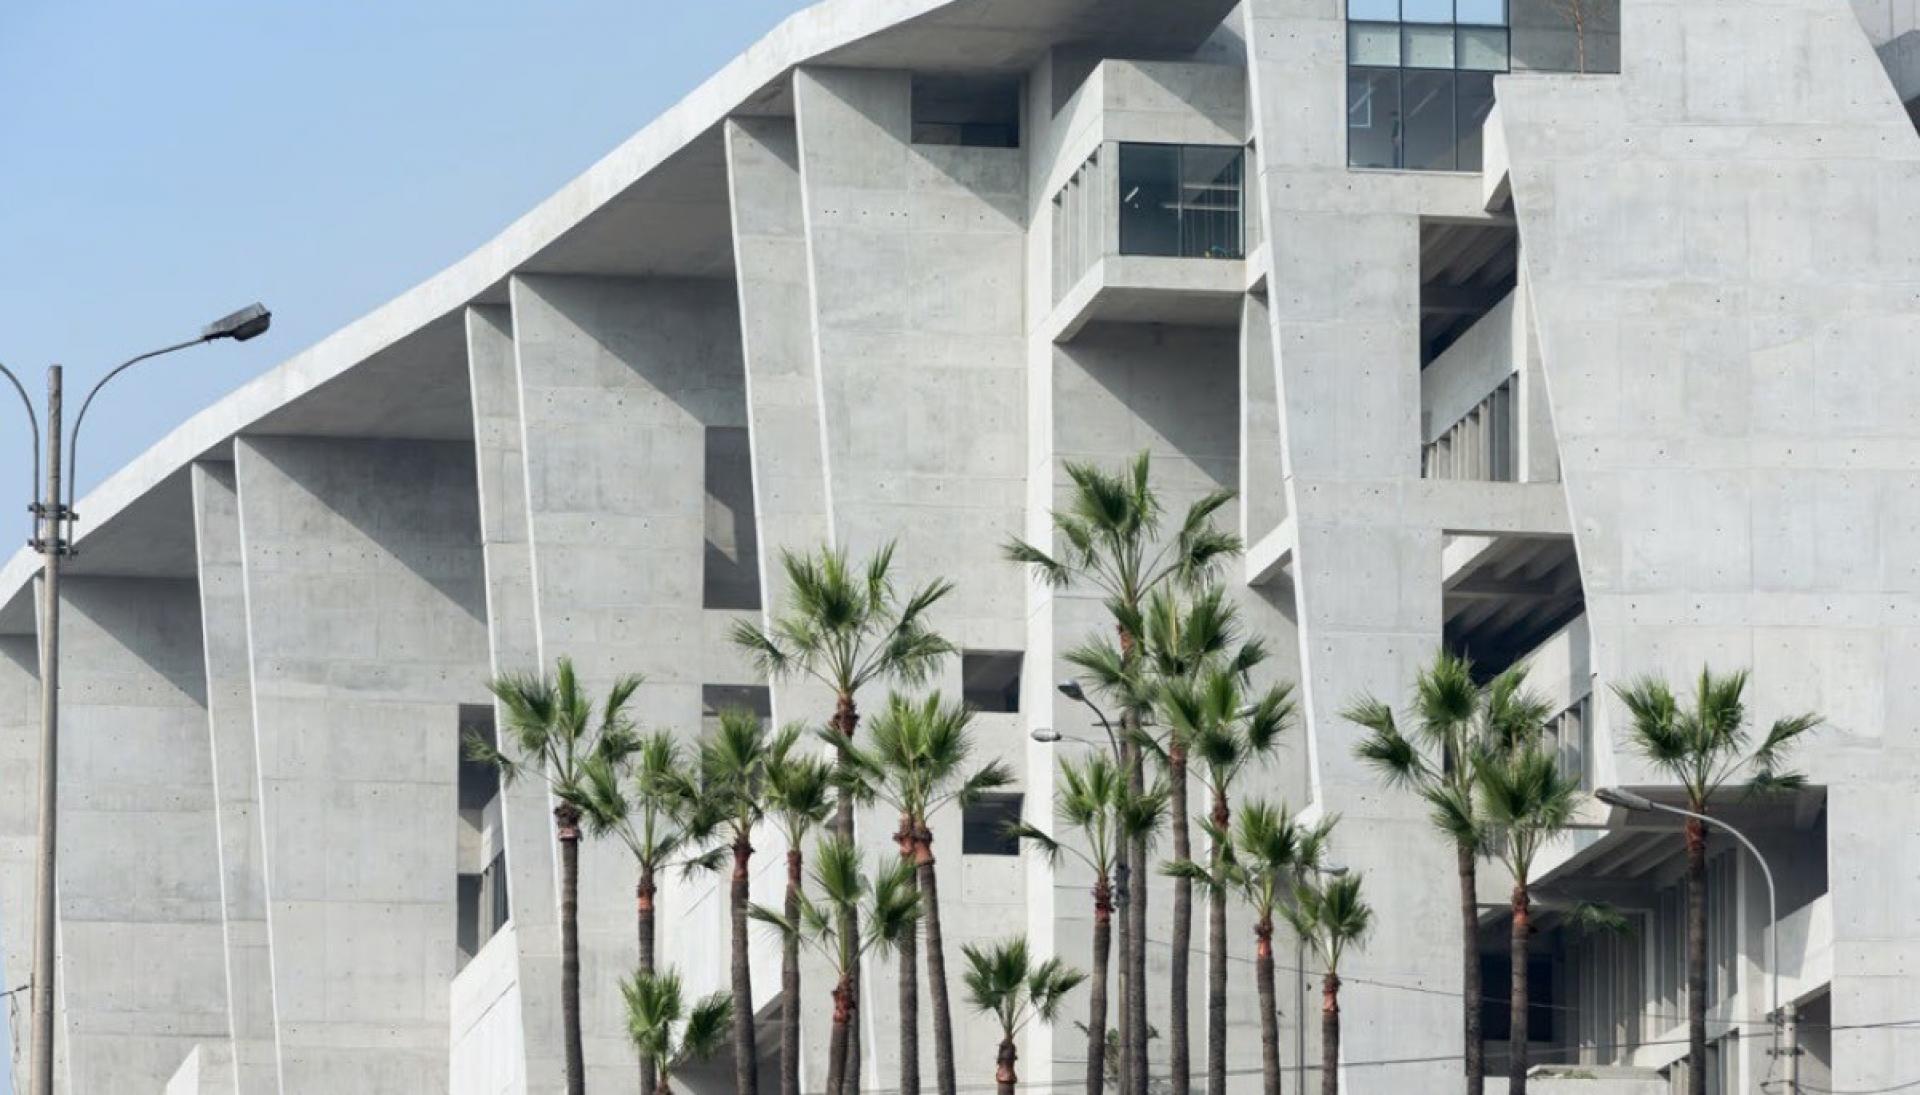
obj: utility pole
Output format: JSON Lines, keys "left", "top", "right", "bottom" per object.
{"left": 26, "top": 365, "right": 61, "bottom": 1095}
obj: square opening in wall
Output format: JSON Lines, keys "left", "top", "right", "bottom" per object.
{"left": 911, "top": 73, "right": 1021, "bottom": 148}
{"left": 702, "top": 684, "right": 772, "bottom": 738}
{"left": 961, "top": 650, "right": 1022, "bottom": 714}
{"left": 962, "top": 793, "right": 1023, "bottom": 856}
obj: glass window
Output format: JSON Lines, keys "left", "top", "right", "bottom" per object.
{"left": 1457, "top": 26, "right": 1509, "bottom": 71}
{"left": 1347, "top": 68, "right": 1401, "bottom": 169}
{"left": 1455, "top": 72, "right": 1496, "bottom": 171}
{"left": 1349, "top": 22, "right": 1401, "bottom": 65}
{"left": 1403, "top": 24, "right": 1455, "bottom": 68}
{"left": 1401, "top": 0, "right": 1452, "bottom": 22}
{"left": 1348, "top": 0, "right": 1399, "bottom": 18}
{"left": 962, "top": 651, "right": 1022, "bottom": 714}
{"left": 1455, "top": 0, "right": 1505, "bottom": 24}
{"left": 1119, "top": 144, "right": 1180, "bottom": 257}
{"left": 962, "top": 794, "right": 1024, "bottom": 856}
{"left": 1402, "top": 70, "right": 1457, "bottom": 170}
{"left": 1181, "top": 146, "right": 1244, "bottom": 260}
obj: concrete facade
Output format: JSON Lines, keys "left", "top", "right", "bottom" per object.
{"left": 6, "top": 0, "right": 1920, "bottom": 1091}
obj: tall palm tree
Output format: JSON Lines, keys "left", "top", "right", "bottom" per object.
{"left": 1476, "top": 747, "right": 1580, "bottom": 1095}
{"left": 732, "top": 542, "right": 955, "bottom": 1091}
{"left": 623, "top": 968, "right": 732, "bottom": 1095}
{"left": 1345, "top": 653, "right": 1550, "bottom": 1095}
{"left": 751, "top": 838, "right": 921, "bottom": 1095}
{"left": 1012, "top": 753, "right": 1168, "bottom": 1095}
{"left": 576, "top": 733, "right": 713, "bottom": 1095}
{"left": 763, "top": 729, "right": 837, "bottom": 1095}
{"left": 1006, "top": 451, "right": 1240, "bottom": 1095}
{"left": 1282, "top": 873, "right": 1373, "bottom": 1095}
{"left": 1160, "top": 665, "right": 1292, "bottom": 1094}
{"left": 835, "top": 692, "right": 1014, "bottom": 1095}
{"left": 473, "top": 658, "right": 642, "bottom": 1095}
{"left": 1168, "top": 802, "right": 1332, "bottom": 1095}
{"left": 693, "top": 709, "right": 785, "bottom": 1095}
{"left": 960, "top": 937, "right": 1087, "bottom": 1095}
{"left": 1612, "top": 668, "right": 1818, "bottom": 1093}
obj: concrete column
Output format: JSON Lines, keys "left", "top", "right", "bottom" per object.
{"left": 1240, "top": 292, "right": 1287, "bottom": 540}
{"left": 0, "top": 630, "right": 44, "bottom": 1091}
{"left": 190, "top": 460, "right": 280, "bottom": 1093}
{"left": 57, "top": 575, "right": 230, "bottom": 1093}
{"left": 234, "top": 435, "right": 490, "bottom": 1094}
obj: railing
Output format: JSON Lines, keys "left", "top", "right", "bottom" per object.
{"left": 1422, "top": 373, "right": 1515, "bottom": 481}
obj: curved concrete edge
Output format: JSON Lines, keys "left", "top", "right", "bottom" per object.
{"left": 0, "top": 0, "right": 958, "bottom": 628}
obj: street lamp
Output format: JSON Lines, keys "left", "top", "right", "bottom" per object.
{"left": 7, "top": 303, "right": 270, "bottom": 1095}
{"left": 1594, "top": 787, "right": 1794, "bottom": 1090}
{"left": 1055, "top": 678, "right": 1121, "bottom": 759}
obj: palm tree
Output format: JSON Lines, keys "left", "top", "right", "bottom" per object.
{"left": 472, "top": 658, "right": 642, "bottom": 1095}
{"left": 1160, "top": 665, "right": 1292, "bottom": 1094}
{"left": 1282, "top": 873, "right": 1373, "bottom": 1095}
{"left": 1006, "top": 451, "right": 1240, "bottom": 1095}
{"left": 1345, "top": 652, "right": 1550, "bottom": 1095}
{"left": 731, "top": 542, "right": 955, "bottom": 1091}
{"left": 835, "top": 692, "right": 1014, "bottom": 1095}
{"left": 1476, "top": 747, "right": 1580, "bottom": 1095}
{"left": 751, "top": 838, "right": 922, "bottom": 1095}
{"left": 763, "top": 729, "right": 837, "bottom": 1095}
{"left": 1013, "top": 754, "right": 1168, "bottom": 1095}
{"left": 576, "top": 732, "right": 713, "bottom": 1095}
{"left": 693, "top": 709, "right": 785, "bottom": 1095}
{"left": 1612, "top": 668, "right": 1818, "bottom": 1093}
{"left": 1168, "top": 802, "right": 1332, "bottom": 1095}
{"left": 623, "top": 968, "right": 732, "bottom": 1095}
{"left": 960, "top": 938, "right": 1087, "bottom": 1095}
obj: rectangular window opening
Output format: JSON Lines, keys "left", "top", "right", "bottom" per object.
{"left": 1346, "top": 0, "right": 1509, "bottom": 171}
{"left": 962, "top": 793, "right": 1024, "bottom": 856}
{"left": 961, "top": 650, "right": 1022, "bottom": 714}
{"left": 457, "top": 704, "right": 509, "bottom": 970}
{"left": 702, "top": 684, "right": 772, "bottom": 739}
{"left": 1118, "top": 143, "right": 1245, "bottom": 260}
{"left": 911, "top": 73, "right": 1021, "bottom": 148}
{"left": 703, "top": 426, "right": 762, "bottom": 611}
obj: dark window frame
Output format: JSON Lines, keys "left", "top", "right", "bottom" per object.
{"left": 1117, "top": 142, "right": 1246, "bottom": 261}
{"left": 962, "top": 793, "right": 1025, "bottom": 857}
{"left": 1345, "top": 0, "right": 1509, "bottom": 172}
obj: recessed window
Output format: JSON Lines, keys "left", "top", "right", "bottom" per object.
{"left": 962, "top": 793, "right": 1024, "bottom": 856}
{"left": 1346, "top": 0, "right": 1509, "bottom": 171}
{"left": 1118, "top": 144, "right": 1245, "bottom": 260}
{"left": 962, "top": 650, "right": 1022, "bottom": 714}
{"left": 911, "top": 74, "right": 1021, "bottom": 148}
{"left": 457, "top": 705, "right": 508, "bottom": 970}
{"left": 702, "top": 684, "right": 771, "bottom": 738}
{"left": 703, "top": 426, "right": 761, "bottom": 611}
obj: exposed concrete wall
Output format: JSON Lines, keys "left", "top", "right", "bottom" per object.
{"left": 1423, "top": 291, "right": 1519, "bottom": 444}
{"left": 463, "top": 302, "right": 541, "bottom": 1093}
{"left": 190, "top": 460, "right": 279, "bottom": 1092}
{"left": 235, "top": 436, "right": 489, "bottom": 1093}
{"left": 449, "top": 926, "right": 526, "bottom": 1095}
{"left": 1496, "top": 0, "right": 1920, "bottom": 1087}
{"left": 1241, "top": 292, "right": 1287, "bottom": 540}
{"left": 1512, "top": 0, "right": 1624, "bottom": 74}
{"left": 0, "top": 632, "right": 39, "bottom": 1093}
{"left": 58, "top": 576, "right": 229, "bottom": 1093}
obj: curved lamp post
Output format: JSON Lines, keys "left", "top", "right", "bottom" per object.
{"left": 6, "top": 302, "right": 269, "bottom": 1095}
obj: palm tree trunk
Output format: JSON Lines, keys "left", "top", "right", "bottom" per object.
{"left": 1685, "top": 815, "right": 1708, "bottom": 1095}
{"left": 1508, "top": 884, "right": 1531, "bottom": 1095}
{"left": 1208, "top": 792, "right": 1230, "bottom": 1095}
{"left": 732, "top": 834, "right": 760, "bottom": 1095}
{"left": 1169, "top": 744, "right": 1192, "bottom": 1095}
{"left": 1320, "top": 972, "right": 1340, "bottom": 1095}
{"left": 639, "top": 866, "right": 659, "bottom": 1095}
{"left": 1457, "top": 841, "right": 1483, "bottom": 1095}
{"left": 914, "top": 826, "right": 957, "bottom": 1095}
{"left": 832, "top": 692, "right": 863, "bottom": 1095}
{"left": 1115, "top": 854, "right": 1133, "bottom": 1090}
{"left": 1123, "top": 729, "right": 1149, "bottom": 1095}
{"left": 995, "top": 1034, "right": 1019, "bottom": 1095}
{"left": 827, "top": 975, "right": 854, "bottom": 1095}
{"left": 897, "top": 818, "right": 921, "bottom": 1095}
{"left": 556, "top": 806, "right": 587, "bottom": 1095}
{"left": 782, "top": 849, "right": 804, "bottom": 1095}
{"left": 1089, "top": 874, "right": 1114, "bottom": 1095}
{"left": 1254, "top": 917, "right": 1279, "bottom": 1095}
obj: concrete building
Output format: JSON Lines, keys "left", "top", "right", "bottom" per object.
{"left": 5, "top": 0, "right": 1920, "bottom": 1091}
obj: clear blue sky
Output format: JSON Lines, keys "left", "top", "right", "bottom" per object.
{"left": 0, "top": 1, "right": 802, "bottom": 1083}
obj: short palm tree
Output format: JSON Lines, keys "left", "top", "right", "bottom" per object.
{"left": 731, "top": 542, "right": 954, "bottom": 1091}
{"left": 1160, "top": 665, "right": 1293, "bottom": 1094}
{"left": 1612, "top": 668, "right": 1818, "bottom": 1094}
{"left": 1007, "top": 451, "right": 1240, "bottom": 1095}
{"left": 1477, "top": 747, "right": 1580, "bottom": 1095}
{"left": 1168, "top": 802, "right": 1332, "bottom": 1095}
{"left": 472, "top": 658, "right": 642, "bottom": 1095}
{"left": 623, "top": 968, "right": 732, "bottom": 1095}
{"left": 764, "top": 729, "right": 837, "bottom": 1095}
{"left": 693, "top": 709, "right": 785, "bottom": 1095}
{"left": 960, "top": 937, "right": 1087, "bottom": 1095}
{"left": 835, "top": 693, "right": 1014, "bottom": 1095}
{"left": 750, "top": 838, "right": 921, "bottom": 1095}
{"left": 1013, "top": 754, "right": 1168, "bottom": 1095}
{"left": 1345, "top": 652, "right": 1550, "bottom": 1095}
{"left": 576, "top": 732, "right": 712, "bottom": 1095}
{"left": 1282, "top": 873, "right": 1373, "bottom": 1095}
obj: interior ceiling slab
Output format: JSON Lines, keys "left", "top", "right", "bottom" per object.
{"left": 520, "top": 130, "right": 737, "bottom": 280}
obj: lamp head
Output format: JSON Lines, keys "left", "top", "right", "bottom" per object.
{"left": 204, "top": 303, "right": 272, "bottom": 342}
{"left": 1030, "top": 728, "right": 1063, "bottom": 744}
{"left": 1595, "top": 787, "right": 1656, "bottom": 812}
{"left": 1318, "top": 864, "right": 1351, "bottom": 877}
{"left": 1056, "top": 679, "right": 1085, "bottom": 702}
